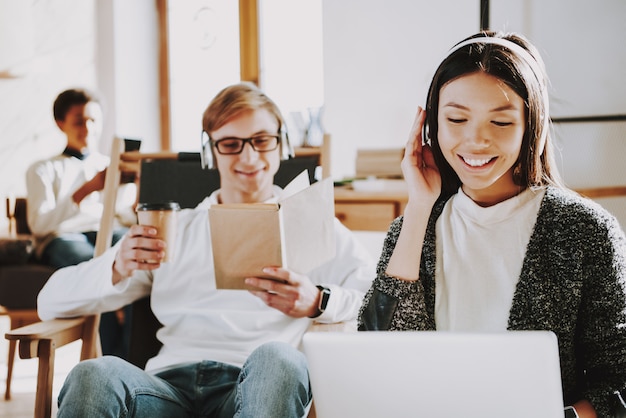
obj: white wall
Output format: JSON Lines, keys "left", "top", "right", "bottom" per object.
{"left": 0, "top": 0, "right": 97, "bottom": 233}
{"left": 0, "top": 0, "right": 160, "bottom": 233}
{"left": 490, "top": 0, "right": 626, "bottom": 227}
{"left": 322, "top": 0, "right": 479, "bottom": 181}
{"left": 97, "top": 0, "right": 161, "bottom": 154}
{"left": 1, "top": 1, "right": 624, "bottom": 231}
{"left": 490, "top": 0, "right": 626, "bottom": 117}
{"left": 322, "top": 0, "right": 626, "bottom": 228}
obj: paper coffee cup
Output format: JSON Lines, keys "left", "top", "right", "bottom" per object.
{"left": 136, "top": 201, "right": 180, "bottom": 262}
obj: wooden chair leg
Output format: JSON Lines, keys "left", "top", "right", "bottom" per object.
{"left": 5, "top": 310, "right": 40, "bottom": 401}
{"left": 34, "top": 339, "right": 55, "bottom": 418}
{"left": 79, "top": 315, "right": 101, "bottom": 360}
{"left": 5, "top": 339, "right": 16, "bottom": 400}
{"left": 6, "top": 316, "right": 97, "bottom": 418}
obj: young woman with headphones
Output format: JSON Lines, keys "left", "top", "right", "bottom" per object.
{"left": 358, "top": 31, "right": 626, "bottom": 418}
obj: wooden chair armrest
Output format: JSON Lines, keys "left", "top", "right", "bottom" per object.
{"left": 5, "top": 316, "right": 100, "bottom": 360}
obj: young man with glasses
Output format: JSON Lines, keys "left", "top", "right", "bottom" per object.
{"left": 38, "top": 82, "right": 374, "bottom": 417}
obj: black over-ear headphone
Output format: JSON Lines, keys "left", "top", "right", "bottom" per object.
{"left": 200, "top": 124, "right": 293, "bottom": 170}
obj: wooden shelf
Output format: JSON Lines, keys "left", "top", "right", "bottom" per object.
{"left": 574, "top": 186, "right": 626, "bottom": 198}
{"left": 333, "top": 186, "right": 408, "bottom": 231}
{"left": 333, "top": 185, "right": 626, "bottom": 231}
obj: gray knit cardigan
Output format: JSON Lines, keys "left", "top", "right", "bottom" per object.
{"left": 358, "top": 186, "right": 626, "bottom": 417}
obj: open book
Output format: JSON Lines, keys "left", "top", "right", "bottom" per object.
{"left": 208, "top": 171, "right": 336, "bottom": 290}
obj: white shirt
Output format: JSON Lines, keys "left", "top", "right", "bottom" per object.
{"left": 26, "top": 152, "right": 136, "bottom": 251}
{"left": 435, "top": 187, "right": 545, "bottom": 331}
{"left": 37, "top": 187, "right": 374, "bottom": 371}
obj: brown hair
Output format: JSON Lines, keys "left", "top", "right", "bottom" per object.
{"left": 202, "top": 82, "right": 285, "bottom": 134}
{"left": 53, "top": 88, "right": 100, "bottom": 121}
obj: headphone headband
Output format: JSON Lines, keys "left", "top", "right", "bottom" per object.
{"left": 447, "top": 37, "right": 544, "bottom": 84}
{"left": 444, "top": 35, "right": 549, "bottom": 155}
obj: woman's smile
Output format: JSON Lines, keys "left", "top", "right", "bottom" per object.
{"left": 458, "top": 155, "right": 497, "bottom": 168}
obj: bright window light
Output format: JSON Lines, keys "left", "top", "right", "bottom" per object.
{"left": 167, "top": 0, "right": 323, "bottom": 151}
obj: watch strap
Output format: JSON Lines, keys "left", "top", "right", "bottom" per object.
{"left": 309, "top": 285, "right": 331, "bottom": 318}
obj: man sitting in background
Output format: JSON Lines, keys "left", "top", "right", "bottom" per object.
{"left": 26, "top": 88, "right": 136, "bottom": 358}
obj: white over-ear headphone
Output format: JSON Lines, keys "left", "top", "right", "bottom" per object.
{"left": 200, "top": 124, "right": 293, "bottom": 170}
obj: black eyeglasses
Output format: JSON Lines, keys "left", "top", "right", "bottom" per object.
{"left": 199, "top": 131, "right": 284, "bottom": 169}
{"left": 211, "top": 134, "right": 281, "bottom": 155}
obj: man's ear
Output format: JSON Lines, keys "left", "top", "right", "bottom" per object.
{"left": 55, "top": 119, "right": 66, "bottom": 132}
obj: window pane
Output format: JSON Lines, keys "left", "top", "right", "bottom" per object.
{"left": 168, "top": 0, "right": 240, "bottom": 151}
{"left": 259, "top": 0, "right": 324, "bottom": 146}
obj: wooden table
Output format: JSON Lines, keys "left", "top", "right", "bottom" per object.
{"left": 334, "top": 187, "right": 408, "bottom": 231}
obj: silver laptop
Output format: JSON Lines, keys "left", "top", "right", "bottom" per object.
{"left": 302, "top": 331, "right": 564, "bottom": 418}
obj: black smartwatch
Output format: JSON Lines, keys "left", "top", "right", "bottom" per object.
{"left": 309, "top": 285, "right": 331, "bottom": 318}
{"left": 564, "top": 406, "right": 579, "bottom": 418}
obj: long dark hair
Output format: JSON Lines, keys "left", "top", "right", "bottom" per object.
{"left": 425, "top": 31, "right": 563, "bottom": 198}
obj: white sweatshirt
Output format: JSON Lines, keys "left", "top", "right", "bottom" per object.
{"left": 38, "top": 188, "right": 375, "bottom": 371}
{"left": 26, "top": 152, "right": 136, "bottom": 253}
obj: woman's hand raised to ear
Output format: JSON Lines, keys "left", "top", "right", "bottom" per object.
{"left": 384, "top": 107, "right": 441, "bottom": 282}
{"left": 401, "top": 107, "right": 441, "bottom": 211}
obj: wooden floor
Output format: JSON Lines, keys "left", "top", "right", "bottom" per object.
{"left": 0, "top": 316, "right": 80, "bottom": 418}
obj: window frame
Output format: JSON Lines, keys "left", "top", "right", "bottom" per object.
{"left": 156, "top": 0, "right": 259, "bottom": 150}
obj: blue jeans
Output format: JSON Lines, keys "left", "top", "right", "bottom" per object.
{"left": 57, "top": 341, "right": 312, "bottom": 418}
{"left": 41, "top": 229, "right": 132, "bottom": 359}
{"left": 40, "top": 230, "right": 127, "bottom": 269}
